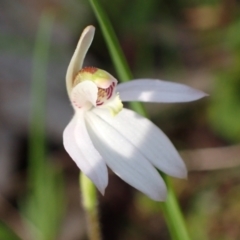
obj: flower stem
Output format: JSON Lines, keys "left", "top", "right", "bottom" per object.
{"left": 87, "top": 0, "right": 191, "bottom": 239}
{"left": 161, "top": 175, "right": 190, "bottom": 240}
{"left": 88, "top": 0, "right": 147, "bottom": 117}
{"left": 80, "top": 173, "right": 101, "bottom": 240}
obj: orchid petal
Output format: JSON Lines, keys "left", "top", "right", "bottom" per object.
{"left": 66, "top": 26, "right": 95, "bottom": 96}
{"left": 63, "top": 115, "right": 108, "bottom": 194}
{"left": 92, "top": 108, "right": 187, "bottom": 178}
{"left": 117, "top": 79, "right": 208, "bottom": 103}
{"left": 71, "top": 81, "right": 98, "bottom": 110}
{"left": 85, "top": 111, "right": 167, "bottom": 201}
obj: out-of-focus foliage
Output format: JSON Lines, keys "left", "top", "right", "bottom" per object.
{"left": 1, "top": 0, "right": 240, "bottom": 239}
{"left": 22, "top": 163, "right": 65, "bottom": 240}
{"left": 0, "top": 222, "right": 20, "bottom": 240}
{"left": 209, "top": 68, "right": 240, "bottom": 142}
{"left": 208, "top": 18, "right": 240, "bottom": 142}
{"left": 186, "top": 168, "right": 240, "bottom": 240}
{"left": 20, "top": 12, "right": 65, "bottom": 240}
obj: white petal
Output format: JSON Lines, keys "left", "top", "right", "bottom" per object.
{"left": 85, "top": 111, "right": 167, "bottom": 201}
{"left": 92, "top": 108, "right": 187, "bottom": 178}
{"left": 71, "top": 81, "right": 98, "bottom": 110}
{"left": 66, "top": 26, "right": 95, "bottom": 96}
{"left": 63, "top": 115, "right": 108, "bottom": 194}
{"left": 117, "top": 79, "right": 208, "bottom": 103}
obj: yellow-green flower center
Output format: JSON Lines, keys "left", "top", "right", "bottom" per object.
{"left": 72, "top": 67, "right": 123, "bottom": 115}
{"left": 73, "top": 67, "right": 117, "bottom": 105}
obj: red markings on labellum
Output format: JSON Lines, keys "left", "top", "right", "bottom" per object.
{"left": 96, "top": 82, "right": 115, "bottom": 106}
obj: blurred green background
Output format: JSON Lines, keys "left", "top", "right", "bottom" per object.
{"left": 0, "top": 0, "right": 240, "bottom": 239}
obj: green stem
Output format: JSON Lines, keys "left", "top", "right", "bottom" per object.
{"left": 80, "top": 173, "right": 101, "bottom": 240}
{"left": 161, "top": 175, "right": 190, "bottom": 240}
{"left": 87, "top": 0, "right": 191, "bottom": 239}
{"left": 88, "top": 0, "right": 146, "bottom": 116}
{"left": 89, "top": 0, "right": 132, "bottom": 82}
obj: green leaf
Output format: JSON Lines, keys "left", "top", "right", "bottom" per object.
{"left": 21, "top": 11, "right": 65, "bottom": 240}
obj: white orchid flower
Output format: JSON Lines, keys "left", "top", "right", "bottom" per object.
{"left": 63, "top": 25, "right": 207, "bottom": 201}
